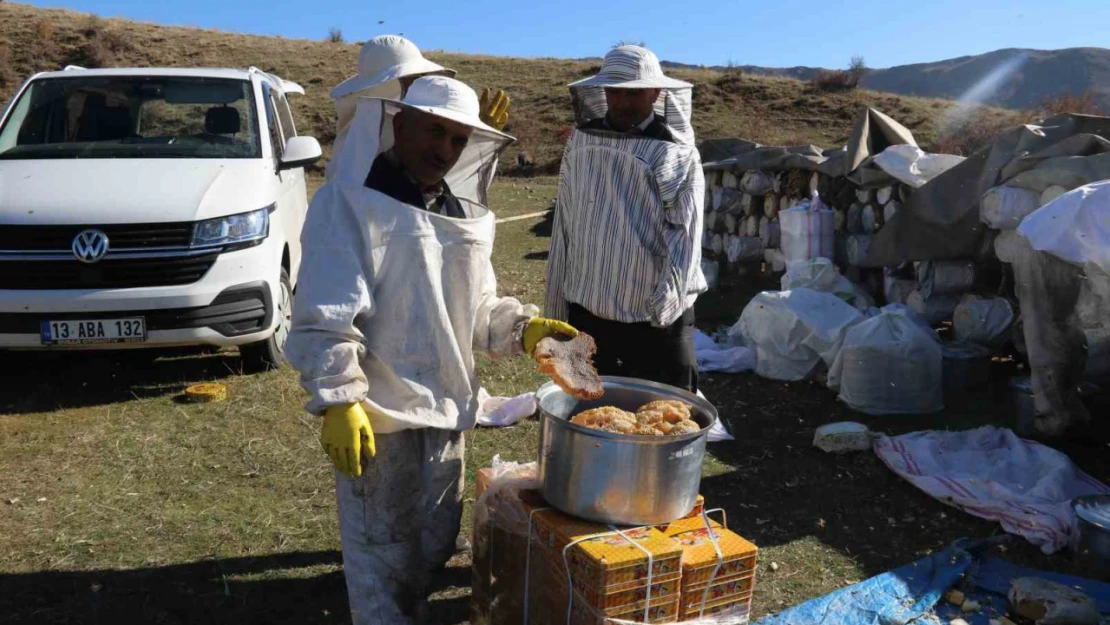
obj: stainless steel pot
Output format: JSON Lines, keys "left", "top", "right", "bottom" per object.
{"left": 537, "top": 377, "right": 718, "bottom": 526}
{"left": 1074, "top": 494, "right": 1110, "bottom": 581}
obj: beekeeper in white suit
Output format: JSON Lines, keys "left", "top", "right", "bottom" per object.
{"left": 326, "top": 35, "right": 510, "bottom": 181}
{"left": 286, "top": 76, "right": 574, "bottom": 624}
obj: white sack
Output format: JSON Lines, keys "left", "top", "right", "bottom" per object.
{"left": 872, "top": 144, "right": 967, "bottom": 188}
{"left": 740, "top": 170, "right": 775, "bottom": 195}
{"left": 764, "top": 194, "right": 780, "bottom": 220}
{"left": 740, "top": 193, "right": 755, "bottom": 217}
{"left": 727, "top": 235, "right": 763, "bottom": 263}
{"left": 719, "top": 187, "right": 744, "bottom": 214}
{"left": 723, "top": 213, "right": 737, "bottom": 234}
{"left": 861, "top": 205, "right": 880, "bottom": 232}
{"left": 759, "top": 217, "right": 781, "bottom": 248}
{"left": 876, "top": 186, "right": 894, "bottom": 206}
{"left": 705, "top": 209, "right": 719, "bottom": 232}
{"left": 764, "top": 248, "right": 786, "bottom": 273}
{"left": 883, "top": 200, "right": 900, "bottom": 223}
{"left": 1018, "top": 180, "right": 1110, "bottom": 273}
{"left": 780, "top": 205, "right": 835, "bottom": 263}
{"left": 722, "top": 171, "right": 738, "bottom": 188}
{"left": 1039, "top": 185, "right": 1069, "bottom": 206}
{"left": 847, "top": 203, "right": 864, "bottom": 233}
{"left": 953, "top": 294, "right": 1014, "bottom": 345}
{"left": 884, "top": 270, "right": 917, "bottom": 306}
{"left": 980, "top": 185, "right": 1040, "bottom": 230}
{"left": 915, "top": 260, "right": 976, "bottom": 299}
{"left": 994, "top": 229, "right": 1024, "bottom": 264}
{"left": 744, "top": 215, "right": 759, "bottom": 237}
{"left": 710, "top": 186, "right": 723, "bottom": 211}
{"left": 710, "top": 233, "right": 724, "bottom": 255}
{"left": 476, "top": 392, "right": 538, "bottom": 427}
{"left": 731, "top": 288, "right": 865, "bottom": 381}
{"left": 828, "top": 305, "right": 944, "bottom": 415}
{"left": 846, "top": 234, "right": 873, "bottom": 266}
{"left": 783, "top": 257, "right": 873, "bottom": 311}
{"left": 907, "top": 290, "right": 961, "bottom": 326}
{"left": 856, "top": 188, "right": 874, "bottom": 204}
{"left": 701, "top": 259, "right": 720, "bottom": 290}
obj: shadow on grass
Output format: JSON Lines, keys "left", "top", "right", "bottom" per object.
{"left": 0, "top": 550, "right": 471, "bottom": 625}
{"left": 0, "top": 349, "right": 244, "bottom": 415}
{"left": 529, "top": 211, "right": 553, "bottom": 238}
{"left": 697, "top": 364, "right": 1110, "bottom": 584}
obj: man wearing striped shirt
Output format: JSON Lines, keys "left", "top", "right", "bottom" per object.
{"left": 545, "top": 45, "right": 706, "bottom": 392}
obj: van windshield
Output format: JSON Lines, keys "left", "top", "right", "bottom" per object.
{"left": 0, "top": 76, "right": 262, "bottom": 160}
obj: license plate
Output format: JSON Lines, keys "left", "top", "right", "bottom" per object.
{"left": 40, "top": 318, "right": 147, "bottom": 345}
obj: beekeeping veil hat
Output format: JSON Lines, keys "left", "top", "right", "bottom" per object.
{"left": 569, "top": 45, "right": 696, "bottom": 146}
{"left": 326, "top": 36, "right": 455, "bottom": 180}
{"left": 331, "top": 75, "right": 513, "bottom": 206}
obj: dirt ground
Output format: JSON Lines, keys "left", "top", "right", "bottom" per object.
{"left": 2, "top": 201, "right": 1108, "bottom": 625}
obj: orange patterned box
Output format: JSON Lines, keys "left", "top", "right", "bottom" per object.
{"left": 680, "top": 577, "right": 754, "bottom": 615}
{"left": 681, "top": 596, "right": 753, "bottom": 622}
{"left": 566, "top": 593, "right": 681, "bottom": 625}
{"left": 662, "top": 517, "right": 758, "bottom": 588}
{"left": 530, "top": 509, "right": 684, "bottom": 592}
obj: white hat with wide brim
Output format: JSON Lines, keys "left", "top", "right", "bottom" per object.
{"left": 376, "top": 75, "right": 514, "bottom": 143}
{"left": 331, "top": 35, "right": 456, "bottom": 99}
{"left": 568, "top": 45, "right": 692, "bottom": 90}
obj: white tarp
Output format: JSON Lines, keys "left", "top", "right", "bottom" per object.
{"left": 828, "top": 305, "right": 944, "bottom": 415}
{"left": 1018, "top": 179, "right": 1110, "bottom": 273}
{"left": 693, "top": 330, "right": 756, "bottom": 374}
{"left": 875, "top": 426, "right": 1110, "bottom": 554}
{"left": 871, "top": 144, "right": 967, "bottom": 189}
{"left": 731, "top": 288, "right": 865, "bottom": 381}
{"left": 782, "top": 257, "right": 873, "bottom": 311}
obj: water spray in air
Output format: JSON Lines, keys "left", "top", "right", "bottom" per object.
{"left": 944, "top": 52, "right": 1030, "bottom": 132}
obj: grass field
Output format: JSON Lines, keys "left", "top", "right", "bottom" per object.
{"left": 2, "top": 178, "right": 1108, "bottom": 625}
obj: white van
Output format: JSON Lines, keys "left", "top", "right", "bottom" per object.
{"left": 0, "top": 66, "right": 322, "bottom": 371}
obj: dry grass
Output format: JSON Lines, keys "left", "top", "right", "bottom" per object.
{"left": 1, "top": 2, "right": 961, "bottom": 173}
{"left": 1037, "top": 90, "right": 1105, "bottom": 117}
{"left": 809, "top": 69, "right": 860, "bottom": 92}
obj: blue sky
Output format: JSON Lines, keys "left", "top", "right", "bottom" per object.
{"left": 20, "top": 0, "right": 1110, "bottom": 68}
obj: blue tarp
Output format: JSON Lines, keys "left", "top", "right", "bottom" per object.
{"left": 756, "top": 541, "right": 1110, "bottom": 625}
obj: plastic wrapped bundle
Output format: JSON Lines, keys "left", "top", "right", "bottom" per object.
{"left": 719, "top": 187, "right": 744, "bottom": 214}
{"left": 883, "top": 269, "right": 917, "bottom": 306}
{"left": 856, "top": 187, "right": 874, "bottom": 204}
{"left": 994, "top": 229, "right": 1025, "bottom": 264}
{"left": 846, "top": 203, "right": 864, "bottom": 234}
{"left": 915, "top": 260, "right": 976, "bottom": 299}
{"left": 722, "top": 171, "right": 739, "bottom": 188}
{"left": 778, "top": 195, "right": 790, "bottom": 212}
{"left": 759, "top": 216, "right": 781, "bottom": 248}
{"left": 740, "top": 194, "right": 755, "bottom": 216}
{"left": 727, "top": 235, "right": 764, "bottom": 263}
{"left": 876, "top": 186, "right": 894, "bottom": 206}
{"left": 907, "top": 290, "right": 961, "bottom": 326}
{"left": 828, "top": 305, "right": 944, "bottom": 415}
{"left": 705, "top": 209, "right": 719, "bottom": 232}
{"left": 953, "top": 294, "right": 1014, "bottom": 345}
{"left": 710, "top": 187, "right": 724, "bottom": 212}
{"left": 833, "top": 208, "right": 846, "bottom": 233}
{"left": 780, "top": 205, "right": 835, "bottom": 263}
{"left": 741, "top": 170, "right": 775, "bottom": 195}
{"left": 701, "top": 230, "right": 712, "bottom": 251}
{"left": 980, "top": 185, "right": 1039, "bottom": 230}
{"left": 846, "top": 234, "right": 873, "bottom": 266}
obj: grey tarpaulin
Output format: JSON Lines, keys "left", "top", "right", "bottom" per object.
{"left": 865, "top": 113, "right": 1110, "bottom": 267}
{"left": 842, "top": 108, "right": 918, "bottom": 185}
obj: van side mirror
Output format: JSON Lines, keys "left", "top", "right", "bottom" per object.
{"left": 279, "top": 136, "right": 322, "bottom": 171}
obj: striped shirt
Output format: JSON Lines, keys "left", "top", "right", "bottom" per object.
{"left": 545, "top": 128, "right": 706, "bottom": 327}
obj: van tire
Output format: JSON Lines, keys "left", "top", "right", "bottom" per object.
{"left": 240, "top": 268, "right": 292, "bottom": 374}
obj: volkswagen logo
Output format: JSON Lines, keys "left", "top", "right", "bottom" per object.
{"left": 72, "top": 229, "right": 110, "bottom": 264}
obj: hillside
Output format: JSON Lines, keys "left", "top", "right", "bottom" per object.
{"left": 664, "top": 47, "right": 1110, "bottom": 113}
{"left": 2, "top": 2, "right": 963, "bottom": 172}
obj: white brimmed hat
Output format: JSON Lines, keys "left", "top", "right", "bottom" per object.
{"left": 568, "top": 45, "right": 692, "bottom": 90}
{"left": 331, "top": 35, "right": 456, "bottom": 99}
{"left": 380, "top": 76, "right": 514, "bottom": 142}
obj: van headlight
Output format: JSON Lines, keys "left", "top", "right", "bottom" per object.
{"left": 192, "top": 207, "right": 270, "bottom": 249}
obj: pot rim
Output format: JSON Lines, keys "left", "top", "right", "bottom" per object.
{"left": 537, "top": 377, "right": 719, "bottom": 445}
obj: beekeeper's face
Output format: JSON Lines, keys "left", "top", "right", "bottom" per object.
{"left": 604, "top": 88, "right": 662, "bottom": 131}
{"left": 392, "top": 109, "right": 472, "bottom": 188}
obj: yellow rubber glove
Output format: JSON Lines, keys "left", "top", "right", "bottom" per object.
{"left": 479, "top": 87, "right": 511, "bottom": 131}
{"left": 321, "top": 403, "right": 376, "bottom": 478}
{"left": 523, "top": 317, "right": 579, "bottom": 354}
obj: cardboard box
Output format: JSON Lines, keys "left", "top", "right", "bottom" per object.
{"left": 680, "top": 577, "right": 754, "bottom": 616}
{"left": 681, "top": 598, "right": 753, "bottom": 622}
{"left": 662, "top": 517, "right": 758, "bottom": 588}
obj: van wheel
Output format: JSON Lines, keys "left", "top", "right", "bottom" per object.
{"left": 241, "top": 268, "right": 292, "bottom": 374}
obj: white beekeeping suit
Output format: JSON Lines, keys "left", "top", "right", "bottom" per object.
{"left": 287, "top": 77, "right": 534, "bottom": 625}
{"left": 326, "top": 35, "right": 454, "bottom": 181}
